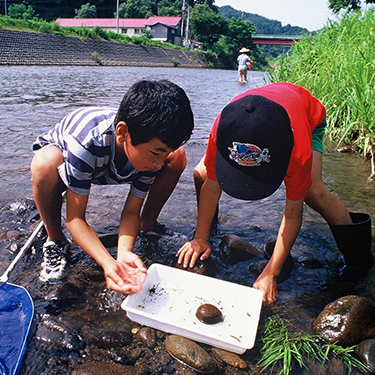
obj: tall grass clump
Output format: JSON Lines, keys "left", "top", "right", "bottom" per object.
{"left": 270, "top": 10, "right": 375, "bottom": 177}
{"left": 257, "top": 316, "right": 371, "bottom": 375}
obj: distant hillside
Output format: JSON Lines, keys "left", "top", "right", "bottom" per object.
{"left": 218, "top": 5, "right": 309, "bottom": 35}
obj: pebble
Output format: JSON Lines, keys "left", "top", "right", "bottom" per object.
{"left": 355, "top": 338, "right": 375, "bottom": 372}
{"left": 219, "top": 234, "right": 260, "bottom": 264}
{"left": 72, "top": 361, "right": 136, "bottom": 374}
{"left": 165, "top": 335, "right": 216, "bottom": 373}
{"left": 211, "top": 348, "right": 247, "bottom": 369}
{"left": 196, "top": 303, "right": 223, "bottom": 324}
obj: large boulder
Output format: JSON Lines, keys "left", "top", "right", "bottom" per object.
{"left": 313, "top": 295, "right": 375, "bottom": 346}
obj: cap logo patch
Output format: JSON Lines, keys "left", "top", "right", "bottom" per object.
{"left": 228, "top": 142, "right": 270, "bottom": 167}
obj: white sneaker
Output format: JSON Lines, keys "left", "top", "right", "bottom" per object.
{"left": 39, "top": 240, "right": 70, "bottom": 282}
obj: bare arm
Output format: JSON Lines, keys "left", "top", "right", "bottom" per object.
{"left": 177, "top": 177, "right": 222, "bottom": 267}
{"left": 253, "top": 197, "right": 304, "bottom": 304}
{"left": 65, "top": 188, "right": 146, "bottom": 294}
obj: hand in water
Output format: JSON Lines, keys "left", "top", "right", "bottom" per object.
{"left": 105, "top": 252, "right": 147, "bottom": 294}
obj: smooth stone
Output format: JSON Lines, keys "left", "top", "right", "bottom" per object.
{"left": 313, "top": 295, "right": 375, "bottom": 346}
{"left": 165, "top": 335, "right": 216, "bottom": 373}
{"left": 36, "top": 315, "right": 85, "bottom": 351}
{"left": 211, "top": 348, "right": 247, "bottom": 369}
{"left": 138, "top": 327, "right": 157, "bottom": 348}
{"left": 171, "top": 256, "right": 215, "bottom": 276}
{"left": 355, "top": 339, "right": 375, "bottom": 372}
{"left": 72, "top": 361, "right": 136, "bottom": 375}
{"left": 219, "top": 234, "right": 260, "bottom": 264}
{"left": 83, "top": 328, "right": 133, "bottom": 349}
{"left": 196, "top": 303, "right": 223, "bottom": 324}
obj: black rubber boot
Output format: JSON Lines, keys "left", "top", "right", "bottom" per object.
{"left": 330, "top": 212, "right": 374, "bottom": 282}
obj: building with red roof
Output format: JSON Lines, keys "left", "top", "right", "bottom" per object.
{"left": 55, "top": 16, "right": 182, "bottom": 44}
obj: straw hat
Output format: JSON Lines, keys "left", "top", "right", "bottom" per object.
{"left": 239, "top": 47, "right": 250, "bottom": 53}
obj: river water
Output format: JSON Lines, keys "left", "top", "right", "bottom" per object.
{"left": 1, "top": 66, "right": 375, "bottom": 374}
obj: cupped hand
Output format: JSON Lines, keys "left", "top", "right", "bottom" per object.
{"left": 104, "top": 252, "right": 147, "bottom": 294}
{"left": 176, "top": 238, "right": 211, "bottom": 268}
{"left": 253, "top": 273, "right": 277, "bottom": 305}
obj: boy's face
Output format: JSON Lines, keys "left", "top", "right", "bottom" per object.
{"left": 124, "top": 134, "right": 174, "bottom": 172}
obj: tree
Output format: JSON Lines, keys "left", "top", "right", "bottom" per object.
{"left": 226, "top": 18, "right": 255, "bottom": 48}
{"left": 118, "top": 0, "right": 155, "bottom": 18}
{"left": 328, "top": 0, "right": 375, "bottom": 13}
{"left": 7, "top": 4, "right": 36, "bottom": 19}
{"left": 75, "top": 3, "right": 97, "bottom": 18}
{"left": 189, "top": 3, "right": 228, "bottom": 48}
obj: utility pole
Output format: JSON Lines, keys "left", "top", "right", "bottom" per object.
{"left": 4, "top": 0, "right": 7, "bottom": 16}
{"left": 181, "top": 0, "right": 185, "bottom": 43}
{"left": 116, "top": 0, "right": 119, "bottom": 33}
{"left": 185, "top": 8, "right": 190, "bottom": 48}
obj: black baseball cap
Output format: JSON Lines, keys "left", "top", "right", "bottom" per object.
{"left": 215, "top": 95, "right": 294, "bottom": 200}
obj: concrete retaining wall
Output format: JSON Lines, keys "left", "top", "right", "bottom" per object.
{"left": 0, "top": 28, "right": 209, "bottom": 68}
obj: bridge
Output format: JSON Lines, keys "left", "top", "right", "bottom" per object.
{"left": 252, "top": 35, "right": 299, "bottom": 46}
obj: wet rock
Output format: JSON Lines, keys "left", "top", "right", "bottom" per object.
{"left": 72, "top": 361, "right": 136, "bottom": 375}
{"left": 313, "top": 295, "right": 375, "bottom": 346}
{"left": 83, "top": 328, "right": 133, "bottom": 349}
{"left": 171, "top": 256, "right": 215, "bottom": 276}
{"left": 36, "top": 315, "right": 85, "bottom": 351}
{"left": 263, "top": 238, "right": 294, "bottom": 282}
{"left": 138, "top": 327, "right": 157, "bottom": 348}
{"left": 355, "top": 339, "right": 375, "bottom": 372}
{"left": 298, "top": 256, "right": 323, "bottom": 269}
{"left": 165, "top": 335, "right": 216, "bottom": 373}
{"left": 211, "top": 348, "right": 247, "bottom": 369}
{"left": 219, "top": 235, "right": 260, "bottom": 264}
{"left": 44, "top": 282, "right": 86, "bottom": 314}
{"left": 196, "top": 303, "right": 223, "bottom": 324}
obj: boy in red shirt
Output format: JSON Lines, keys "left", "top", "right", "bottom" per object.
{"left": 177, "top": 82, "right": 373, "bottom": 305}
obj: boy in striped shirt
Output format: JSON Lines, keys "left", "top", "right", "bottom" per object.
{"left": 31, "top": 80, "right": 194, "bottom": 294}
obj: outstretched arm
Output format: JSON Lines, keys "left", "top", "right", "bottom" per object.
{"left": 253, "top": 197, "right": 304, "bottom": 304}
{"left": 65, "top": 188, "right": 146, "bottom": 294}
{"left": 176, "top": 177, "right": 222, "bottom": 267}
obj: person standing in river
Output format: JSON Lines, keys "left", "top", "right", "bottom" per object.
{"left": 30, "top": 80, "right": 194, "bottom": 293}
{"left": 176, "top": 82, "right": 373, "bottom": 305}
{"left": 237, "top": 47, "right": 251, "bottom": 83}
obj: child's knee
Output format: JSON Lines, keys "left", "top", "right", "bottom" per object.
{"left": 166, "top": 147, "right": 187, "bottom": 172}
{"left": 305, "top": 181, "right": 330, "bottom": 207}
{"left": 30, "top": 147, "right": 63, "bottom": 183}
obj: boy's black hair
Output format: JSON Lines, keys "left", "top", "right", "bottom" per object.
{"left": 115, "top": 80, "right": 194, "bottom": 150}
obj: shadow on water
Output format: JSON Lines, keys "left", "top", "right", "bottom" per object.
{"left": 1, "top": 66, "right": 375, "bottom": 374}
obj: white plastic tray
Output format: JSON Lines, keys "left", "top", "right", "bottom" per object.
{"left": 121, "top": 263, "right": 263, "bottom": 354}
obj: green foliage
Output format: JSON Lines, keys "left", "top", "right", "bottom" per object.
{"left": 118, "top": 0, "right": 156, "bottom": 18}
{"left": 7, "top": 4, "right": 36, "bottom": 20}
{"left": 75, "top": 3, "right": 97, "bottom": 18}
{"left": 270, "top": 10, "right": 375, "bottom": 175}
{"left": 190, "top": 3, "right": 228, "bottom": 49}
{"left": 258, "top": 316, "right": 371, "bottom": 375}
{"left": 92, "top": 51, "right": 102, "bottom": 65}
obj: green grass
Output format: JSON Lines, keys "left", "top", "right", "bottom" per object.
{"left": 257, "top": 316, "right": 371, "bottom": 375}
{"left": 0, "top": 15, "right": 188, "bottom": 51}
{"left": 270, "top": 10, "right": 375, "bottom": 177}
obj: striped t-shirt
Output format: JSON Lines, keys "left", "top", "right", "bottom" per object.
{"left": 33, "top": 107, "right": 159, "bottom": 198}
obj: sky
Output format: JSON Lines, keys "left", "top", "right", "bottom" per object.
{"left": 213, "top": 0, "right": 335, "bottom": 31}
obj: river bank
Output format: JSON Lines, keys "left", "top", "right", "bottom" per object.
{"left": 0, "top": 28, "right": 210, "bottom": 67}
{"left": 1, "top": 66, "right": 374, "bottom": 374}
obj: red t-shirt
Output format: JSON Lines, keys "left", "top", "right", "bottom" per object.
{"left": 204, "top": 82, "right": 326, "bottom": 200}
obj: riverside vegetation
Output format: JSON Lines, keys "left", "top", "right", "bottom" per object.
{"left": 270, "top": 10, "right": 375, "bottom": 178}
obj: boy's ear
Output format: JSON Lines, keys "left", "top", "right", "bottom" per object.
{"left": 115, "top": 121, "right": 128, "bottom": 141}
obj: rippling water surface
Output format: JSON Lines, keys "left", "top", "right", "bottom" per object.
{"left": 1, "top": 66, "right": 375, "bottom": 374}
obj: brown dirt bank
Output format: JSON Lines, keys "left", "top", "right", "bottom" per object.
{"left": 0, "top": 28, "right": 210, "bottom": 68}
